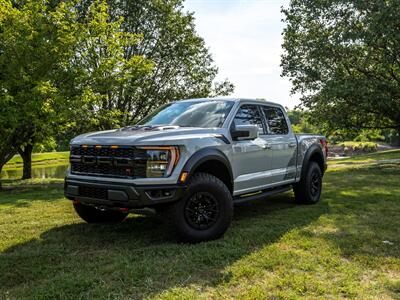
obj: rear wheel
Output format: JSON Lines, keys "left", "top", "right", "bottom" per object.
{"left": 73, "top": 202, "right": 128, "bottom": 223}
{"left": 293, "top": 161, "right": 322, "bottom": 204}
{"left": 167, "top": 172, "right": 233, "bottom": 243}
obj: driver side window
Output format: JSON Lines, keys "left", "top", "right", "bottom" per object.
{"left": 233, "top": 104, "right": 265, "bottom": 134}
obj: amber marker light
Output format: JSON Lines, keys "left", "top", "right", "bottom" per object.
{"left": 111, "top": 145, "right": 119, "bottom": 149}
{"left": 179, "top": 171, "right": 188, "bottom": 183}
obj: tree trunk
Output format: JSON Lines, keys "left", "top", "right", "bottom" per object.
{"left": 0, "top": 163, "right": 4, "bottom": 190}
{"left": 18, "top": 143, "right": 34, "bottom": 180}
{"left": 0, "top": 148, "right": 19, "bottom": 190}
{"left": 396, "top": 127, "right": 400, "bottom": 146}
{"left": 391, "top": 127, "right": 400, "bottom": 147}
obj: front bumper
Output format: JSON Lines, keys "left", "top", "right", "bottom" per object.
{"left": 64, "top": 177, "right": 186, "bottom": 209}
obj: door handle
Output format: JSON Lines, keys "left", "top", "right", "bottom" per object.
{"left": 288, "top": 142, "right": 296, "bottom": 148}
{"left": 262, "top": 144, "right": 272, "bottom": 149}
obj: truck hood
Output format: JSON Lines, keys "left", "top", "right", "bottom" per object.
{"left": 70, "top": 126, "right": 227, "bottom": 146}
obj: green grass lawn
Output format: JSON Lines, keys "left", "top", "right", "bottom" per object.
{"left": 4, "top": 152, "right": 69, "bottom": 170}
{"left": 328, "top": 149, "right": 400, "bottom": 165}
{"left": 0, "top": 153, "right": 399, "bottom": 299}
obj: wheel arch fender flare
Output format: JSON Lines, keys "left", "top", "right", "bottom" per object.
{"left": 181, "top": 147, "right": 233, "bottom": 185}
{"left": 300, "top": 144, "right": 325, "bottom": 180}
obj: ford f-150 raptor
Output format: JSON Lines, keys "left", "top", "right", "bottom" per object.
{"left": 65, "top": 98, "right": 328, "bottom": 242}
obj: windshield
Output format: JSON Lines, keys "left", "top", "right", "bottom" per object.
{"left": 138, "top": 100, "right": 234, "bottom": 128}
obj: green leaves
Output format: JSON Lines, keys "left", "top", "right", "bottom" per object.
{"left": 0, "top": 0, "right": 151, "bottom": 175}
{"left": 69, "top": 0, "right": 154, "bottom": 129}
{"left": 281, "top": 0, "right": 400, "bottom": 138}
{"left": 88, "top": 0, "right": 234, "bottom": 125}
{"left": 0, "top": 0, "right": 234, "bottom": 183}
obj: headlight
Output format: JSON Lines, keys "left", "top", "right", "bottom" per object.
{"left": 138, "top": 146, "right": 180, "bottom": 178}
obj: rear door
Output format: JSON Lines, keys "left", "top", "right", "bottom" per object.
{"left": 230, "top": 104, "right": 273, "bottom": 195}
{"left": 260, "top": 105, "right": 297, "bottom": 183}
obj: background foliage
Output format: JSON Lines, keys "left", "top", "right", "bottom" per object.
{"left": 281, "top": 0, "right": 400, "bottom": 144}
{"left": 0, "top": 0, "right": 234, "bottom": 184}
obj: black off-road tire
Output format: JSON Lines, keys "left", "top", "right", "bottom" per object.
{"left": 293, "top": 161, "right": 322, "bottom": 205}
{"left": 73, "top": 202, "right": 128, "bottom": 223}
{"left": 167, "top": 172, "right": 233, "bottom": 243}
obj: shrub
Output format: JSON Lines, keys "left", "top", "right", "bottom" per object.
{"left": 337, "top": 141, "right": 378, "bottom": 154}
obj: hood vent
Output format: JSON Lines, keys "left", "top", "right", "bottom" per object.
{"left": 120, "top": 125, "right": 180, "bottom": 132}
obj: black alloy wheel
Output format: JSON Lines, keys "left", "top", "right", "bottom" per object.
{"left": 310, "top": 169, "right": 321, "bottom": 197}
{"left": 184, "top": 192, "right": 220, "bottom": 230}
{"left": 166, "top": 172, "right": 233, "bottom": 243}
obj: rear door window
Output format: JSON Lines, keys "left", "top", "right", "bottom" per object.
{"left": 261, "top": 106, "right": 289, "bottom": 135}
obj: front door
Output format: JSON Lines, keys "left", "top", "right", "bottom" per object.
{"left": 230, "top": 104, "right": 273, "bottom": 195}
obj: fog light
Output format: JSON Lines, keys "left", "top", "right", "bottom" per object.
{"left": 146, "top": 189, "right": 174, "bottom": 199}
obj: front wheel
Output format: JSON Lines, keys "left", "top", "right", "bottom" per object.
{"left": 167, "top": 172, "right": 233, "bottom": 243}
{"left": 293, "top": 161, "right": 322, "bottom": 204}
{"left": 73, "top": 202, "right": 128, "bottom": 223}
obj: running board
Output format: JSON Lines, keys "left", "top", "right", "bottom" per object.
{"left": 233, "top": 185, "right": 292, "bottom": 204}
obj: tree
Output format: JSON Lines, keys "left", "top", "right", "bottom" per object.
{"left": 60, "top": 0, "right": 154, "bottom": 132}
{"left": 70, "top": 0, "right": 234, "bottom": 130}
{"left": 281, "top": 0, "right": 400, "bottom": 143}
{"left": 0, "top": 0, "right": 74, "bottom": 185}
{"left": 1, "top": 0, "right": 234, "bottom": 185}
{"left": 287, "top": 109, "right": 320, "bottom": 134}
{"left": 0, "top": 0, "right": 152, "bottom": 187}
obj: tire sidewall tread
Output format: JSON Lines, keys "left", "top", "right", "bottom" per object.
{"left": 294, "top": 161, "right": 322, "bottom": 205}
{"left": 168, "top": 172, "right": 233, "bottom": 243}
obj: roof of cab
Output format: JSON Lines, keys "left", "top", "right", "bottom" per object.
{"left": 178, "top": 97, "right": 284, "bottom": 108}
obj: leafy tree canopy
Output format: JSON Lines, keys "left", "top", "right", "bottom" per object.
{"left": 0, "top": 0, "right": 234, "bottom": 184}
{"left": 0, "top": 0, "right": 152, "bottom": 184}
{"left": 0, "top": 0, "right": 79, "bottom": 178}
{"left": 68, "top": 0, "right": 234, "bottom": 131}
{"left": 281, "top": 0, "right": 400, "bottom": 138}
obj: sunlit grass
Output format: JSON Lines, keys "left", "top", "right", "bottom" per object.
{"left": 329, "top": 149, "right": 400, "bottom": 165}
{"left": 0, "top": 153, "right": 399, "bottom": 299}
{"left": 4, "top": 152, "right": 69, "bottom": 170}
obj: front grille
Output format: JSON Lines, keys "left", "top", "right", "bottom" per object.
{"left": 79, "top": 186, "right": 108, "bottom": 200}
{"left": 71, "top": 146, "right": 146, "bottom": 158}
{"left": 70, "top": 145, "right": 147, "bottom": 179}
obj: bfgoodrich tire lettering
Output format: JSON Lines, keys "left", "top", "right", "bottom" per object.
{"left": 293, "top": 161, "right": 322, "bottom": 204}
{"left": 168, "top": 172, "right": 233, "bottom": 243}
{"left": 73, "top": 202, "right": 128, "bottom": 223}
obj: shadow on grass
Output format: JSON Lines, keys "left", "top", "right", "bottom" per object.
{"left": 1, "top": 163, "right": 399, "bottom": 298}
{"left": 0, "top": 186, "right": 62, "bottom": 208}
{"left": 0, "top": 192, "right": 328, "bottom": 299}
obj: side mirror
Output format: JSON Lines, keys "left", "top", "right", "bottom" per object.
{"left": 231, "top": 124, "right": 259, "bottom": 141}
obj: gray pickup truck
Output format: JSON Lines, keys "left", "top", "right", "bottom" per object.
{"left": 65, "top": 98, "right": 327, "bottom": 242}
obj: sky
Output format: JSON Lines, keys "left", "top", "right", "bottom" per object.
{"left": 184, "top": 0, "right": 299, "bottom": 108}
